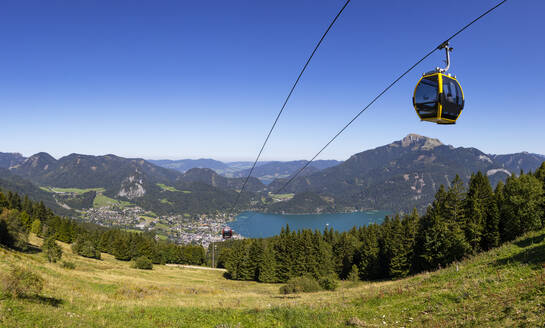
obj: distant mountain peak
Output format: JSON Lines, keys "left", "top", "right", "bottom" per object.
{"left": 24, "top": 152, "right": 57, "bottom": 167}
{"left": 396, "top": 134, "right": 443, "bottom": 150}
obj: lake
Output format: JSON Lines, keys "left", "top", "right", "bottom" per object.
{"left": 230, "top": 211, "right": 389, "bottom": 238}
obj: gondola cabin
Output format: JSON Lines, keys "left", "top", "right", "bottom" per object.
{"left": 222, "top": 226, "right": 233, "bottom": 239}
{"left": 413, "top": 72, "right": 464, "bottom": 124}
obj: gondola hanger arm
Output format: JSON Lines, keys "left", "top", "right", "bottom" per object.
{"left": 436, "top": 42, "right": 453, "bottom": 73}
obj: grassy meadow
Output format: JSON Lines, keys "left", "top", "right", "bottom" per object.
{"left": 1, "top": 230, "right": 544, "bottom": 327}
{"left": 40, "top": 187, "right": 107, "bottom": 194}
{"left": 92, "top": 193, "right": 133, "bottom": 209}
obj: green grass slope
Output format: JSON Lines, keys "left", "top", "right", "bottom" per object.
{"left": 1, "top": 230, "right": 544, "bottom": 327}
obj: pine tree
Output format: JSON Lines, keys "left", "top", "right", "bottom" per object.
{"left": 415, "top": 185, "right": 470, "bottom": 271}
{"left": 112, "top": 236, "right": 131, "bottom": 261}
{"left": 464, "top": 172, "right": 497, "bottom": 252}
{"left": 385, "top": 215, "right": 411, "bottom": 278}
{"left": 535, "top": 162, "right": 545, "bottom": 227}
{"left": 43, "top": 236, "right": 62, "bottom": 263}
{"left": 248, "top": 239, "right": 264, "bottom": 280}
{"left": 495, "top": 180, "right": 508, "bottom": 241}
{"left": 347, "top": 264, "right": 359, "bottom": 281}
{"left": 444, "top": 175, "right": 466, "bottom": 224}
{"left": 501, "top": 173, "right": 544, "bottom": 241}
{"left": 57, "top": 219, "right": 73, "bottom": 243}
{"left": 30, "top": 219, "right": 42, "bottom": 235}
{"left": 332, "top": 232, "right": 359, "bottom": 279}
{"left": 312, "top": 230, "right": 334, "bottom": 279}
{"left": 258, "top": 244, "right": 277, "bottom": 283}
{"left": 22, "top": 196, "right": 33, "bottom": 216}
{"left": 404, "top": 208, "right": 420, "bottom": 274}
{"left": 356, "top": 225, "right": 381, "bottom": 280}
{"left": 415, "top": 210, "right": 469, "bottom": 271}
{"left": 274, "top": 227, "right": 295, "bottom": 282}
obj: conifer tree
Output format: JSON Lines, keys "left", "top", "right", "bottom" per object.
{"left": 30, "top": 219, "right": 41, "bottom": 234}
{"left": 248, "top": 239, "right": 264, "bottom": 280}
{"left": 312, "top": 230, "right": 334, "bottom": 279}
{"left": 415, "top": 185, "right": 470, "bottom": 271}
{"left": 43, "top": 236, "right": 62, "bottom": 263}
{"left": 444, "top": 175, "right": 466, "bottom": 224}
{"left": 112, "top": 236, "right": 131, "bottom": 261}
{"left": 332, "top": 232, "right": 359, "bottom": 279}
{"left": 464, "top": 172, "right": 493, "bottom": 251}
{"left": 257, "top": 244, "right": 277, "bottom": 283}
{"left": 347, "top": 264, "right": 359, "bottom": 281}
{"left": 404, "top": 208, "right": 420, "bottom": 274}
{"left": 501, "top": 173, "right": 544, "bottom": 241}
{"left": 384, "top": 215, "right": 411, "bottom": 278}
{"left": 356, "top": 225, "right": 381, "bottom": 280}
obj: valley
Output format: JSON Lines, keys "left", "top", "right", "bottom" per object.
{"left": 1, "top": 134, "right": 544, "bottom": 244}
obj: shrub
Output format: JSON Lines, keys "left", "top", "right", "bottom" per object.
{"left": 279, "top": 276, "right": 322, "bottom": 294}
{"left": 132, "top": 256, "right": 153, "bottom": 270}
{"left": 43, "top": 236, "right": 62, "bottom": 263}
{"left": 61, "top": 261, "right": 76, "bottom": 269}
{"left": 319, "top": 275, "right": 338, "bottom": 291}
{"left": 1, "top": 266, "right": 44, "bottom": 298}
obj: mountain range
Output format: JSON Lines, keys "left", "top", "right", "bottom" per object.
{"left": 148, "top": 159, "right": 341, "bottom": 183}
{"left": 0, "top": 134, "right": 543, "bottom": 216}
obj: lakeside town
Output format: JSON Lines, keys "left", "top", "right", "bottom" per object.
{"left": 81, "top": 204, "right": 243, "bottom": 247}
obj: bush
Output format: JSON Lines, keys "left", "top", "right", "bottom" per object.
{"left": 132, "top": 256, "right": 153, "bottom": 270}
{"left": 279, "top": 276, "right": 322, "bottom": 294}
{"left": 61, "top": 261, "right": 76, "bottom": 269}
{"left": 1, "top": 266, "right": 44, "bottom": 298}
{"left": 43, "top": 236, "right": 62, "bottom": 263}
{"left": 319, "top": 275, "right": 338, "bottom": 291}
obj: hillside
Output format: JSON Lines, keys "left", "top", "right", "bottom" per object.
{"left": 1, "top": 230, "right": 543, "bottom": 327}
{"left": 2, "top": 154, "right": 262, "bottom": 215}
{"left": 0, "top": 168, "right": 73, "bottom": 216}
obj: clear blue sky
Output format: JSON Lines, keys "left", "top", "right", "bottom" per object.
{"left": 1, "top": 0, "right": 543, "bottom": 161}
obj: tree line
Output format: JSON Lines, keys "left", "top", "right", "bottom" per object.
{"left": 0, "top": 190, "right": 205, "bottom": 265}
{"left": 219, "top": 164, "right": 545, "bottom": 283}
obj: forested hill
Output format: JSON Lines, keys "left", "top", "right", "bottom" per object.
{"left": 222, "top": 164, "right": 545, "bottom": 284}
{"left": 0, "top": 168, "right": 73, "bottom": 216}
{"left": 0, "top": 153, "right": 262, "bottom": 215}
{"left": 265, "top": 134, "right": 545, "bottom": 213}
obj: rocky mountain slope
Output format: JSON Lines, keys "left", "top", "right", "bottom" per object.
{"left": 265, "top": 134, "right": 545, "bottom": 213}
